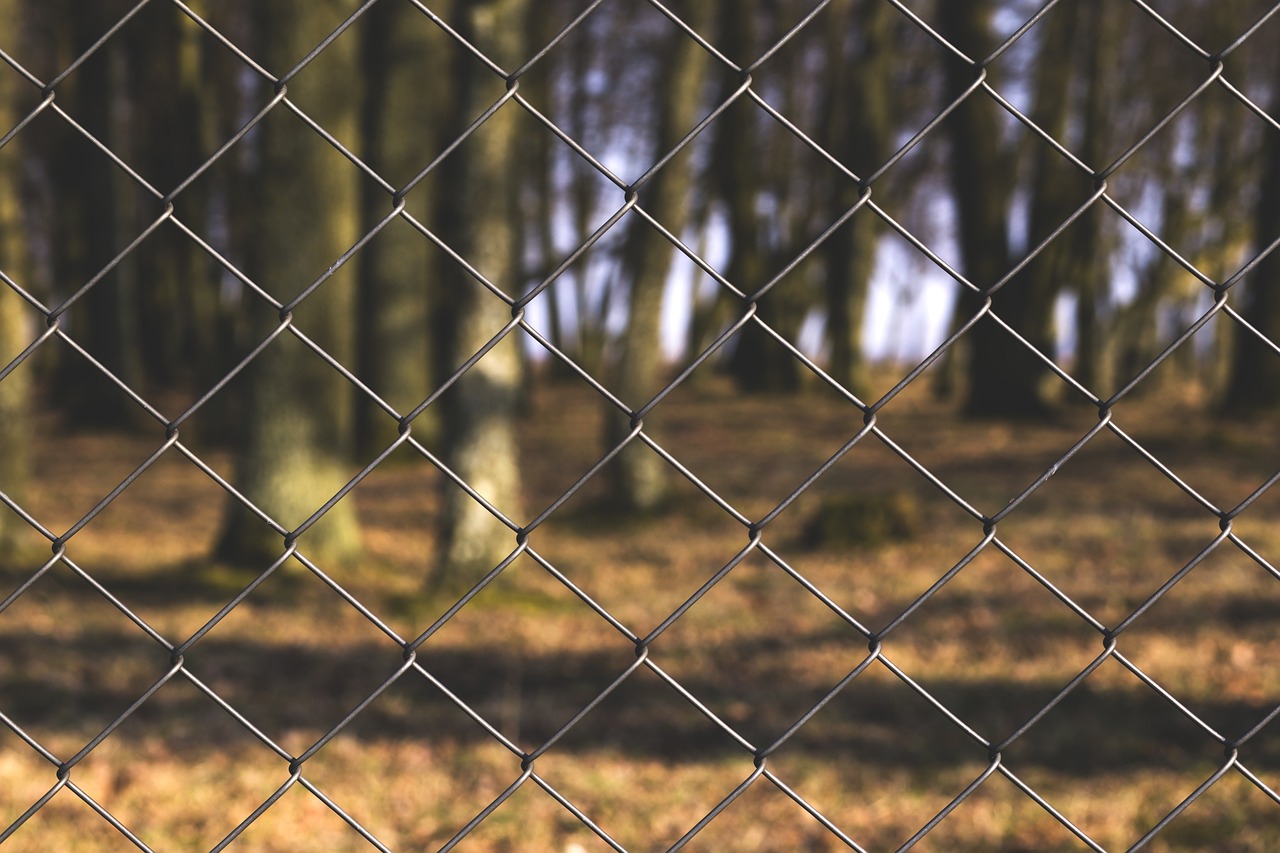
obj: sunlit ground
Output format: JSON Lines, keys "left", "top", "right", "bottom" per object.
{"left": 2, "top": 368, "right": 1279, "bottom": 851}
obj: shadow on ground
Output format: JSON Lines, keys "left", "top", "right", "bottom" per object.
{"left": 2, "top": 559, "right": 1276, "bottom": 778}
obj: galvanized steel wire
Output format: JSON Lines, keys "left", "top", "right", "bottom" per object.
{"left": 2, "top": 0, "right": 1280, "bottom": 850}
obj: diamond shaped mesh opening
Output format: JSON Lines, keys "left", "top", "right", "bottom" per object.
{"left": 2, "top": 0, "right": 1280, "bottom": 849}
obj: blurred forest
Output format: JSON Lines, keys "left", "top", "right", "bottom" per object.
{"left": 1, "top": 0, "right": 1279, "bottom": 572}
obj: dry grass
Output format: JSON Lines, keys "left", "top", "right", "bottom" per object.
{"left": 2, "top": 370, "right": 1280, "bottom": 851}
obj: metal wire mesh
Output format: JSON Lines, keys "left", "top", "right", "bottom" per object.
{"left": 2, "top": 0, "right": 1280, "bottom": 850}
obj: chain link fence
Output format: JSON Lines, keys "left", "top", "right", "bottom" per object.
{"left": 2, "top": 0, "right": 1280, "bottom": 850}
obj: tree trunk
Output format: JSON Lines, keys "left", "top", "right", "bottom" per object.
{"left": 126, "top": 8, "right": 220, "bottom": 395}
{"left": 1222, "top": 64, "right": 1280, "bottom": 413}
{"left": 523, "top": 5, "right": 572, "bottom": 381}
{"left": 215, "top": 0, "right": 362, "bottom": 565}
{"left": 51, "top": 6, "right": 142, "bottom": 428}
{"left": 942, "top": 0, "right": 1075, "bottom": 418}
{"left": 0, "top": 0, "right": 32, "bottom": 554}
{"left": 717, "top": 3, "right": 801, "bottom": 394}
{"left": 355, "top": 0, "right": 438, "bottom": 454}
{"left": 937, "top": 0, "right": 1013, "bottom": 414}
{"left": 432, "top": 0, "right": 526, "bottom": 584}
{"left": 1067, "top": 0, "right": 1112, "bottom": 395}
{"left": 603, "top": 5, "right": 712, "bottom": 512}
{"left": 821, "top": 0, "right": 893, "bottom": 398}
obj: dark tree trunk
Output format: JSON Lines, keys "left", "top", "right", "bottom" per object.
{"left": 355, "top": 0, "right": 438, "bottom": 454}
{"left": 937, "top": 0, "right": 1014, "bottom": 415}
{"left": 716, "top": 3, "right": 806, "bottom": 395}
{"left": 51, "top": 6, "right": 142, "bottom": 428}
{"left": 126, "top": 10, "right": 222, "bottom": 396}
{"left": 1222, "top": 70, "right": 1280, "bottom": 413}
{"left": 941, "top": 0, "right": 1078, "bottom": 418}
{"left": 432, "top": 0, "right": 527, "bottom": 584}
{"left": 603, "top": 4, "right": 712, "bottom": 512}
{"left": 215, "top": 0, "right": 363, "bottom": 565}
{"left": 821, "top": 0, "right": 894, "bottom": 398}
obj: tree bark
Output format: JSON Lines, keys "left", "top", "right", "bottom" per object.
{"left": 1067, "top": 0, "right": 1112, "bottom": 395}
{"left": 937, "top": 0, "right": 1013, "bottom": 414}
{"left": 215, "top": 0, "right": 363, "bottom": 565}
{"left": 356, "top": 0, "right": 439, "bottom": 454}
{"left": 124, "top": 8, "right": 221, "bottom": 395}
{"left": 0, "top": 0, "right": 33, "bottom": 553}
{"left": 718, "top": 3, "right": 807, "bottom": 395}
{"left": 1222, "top": 62, "right": 1280, "bottom": 413}
{"left": 432, "top": 0, "right": 526, "bottom": 584}
{"left": 821, "top": 0, "right": 894, "bottom": 398}
{"left": 50, "top": 5, "right": 142, "bottom": 428}
{"left": 941, "top": 0, "right": 1077, "bottom": 418}
{"left": 603, "top": 5, "right": 712, "bottom": 511}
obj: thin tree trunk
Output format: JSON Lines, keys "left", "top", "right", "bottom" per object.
{"left": 1067, "top": 0, "right": 1112, "bottom": 394}
{"left": 566, "top": 44, "right": 608, "bottom": 379}
{"left": 1003, "top": 1, "right": 1084, "bottom": 401}
{"left": 937, "top": 0, "right": 1013, "bottom": 414}
{"left": 520, "top": 2, "right": 572, "bottom": 380}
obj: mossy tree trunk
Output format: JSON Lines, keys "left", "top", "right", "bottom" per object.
{"left": 215, "top": 0, "right": 362, "bottom": 566}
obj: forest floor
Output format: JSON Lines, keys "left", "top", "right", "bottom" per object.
{"left": 2, "top": 369, "right": 1280, "bottom": 852}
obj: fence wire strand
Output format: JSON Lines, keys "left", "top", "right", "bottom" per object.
{"left": 1, "top": 0, "right": 1280, "bottom": 850}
